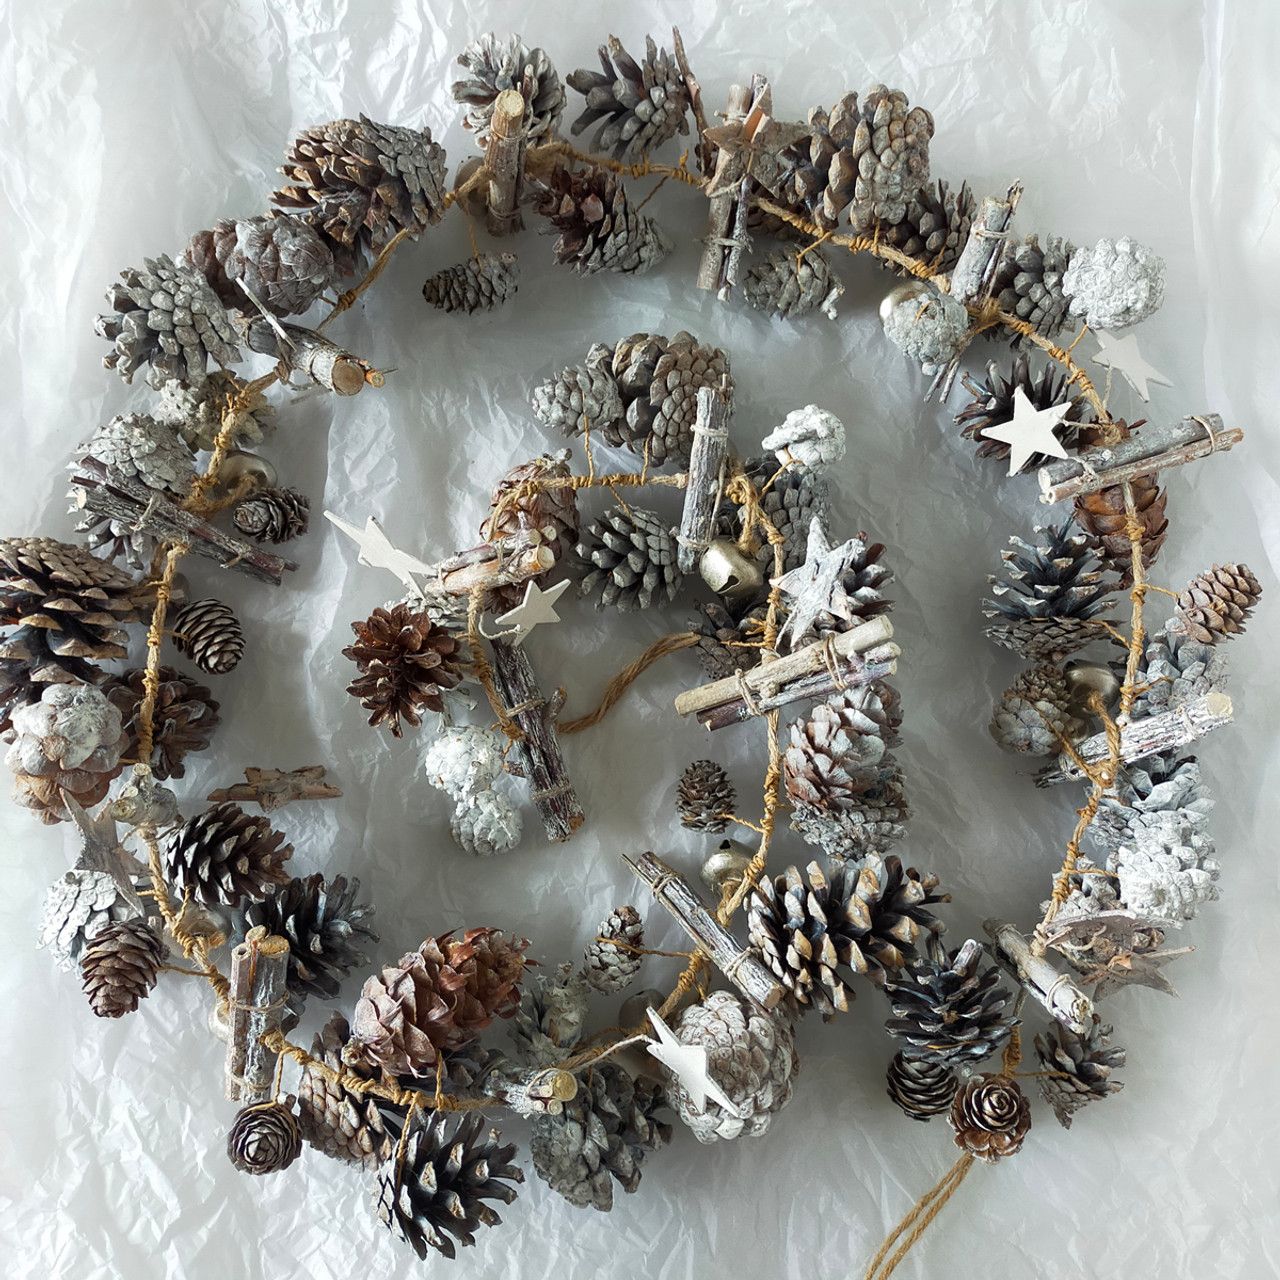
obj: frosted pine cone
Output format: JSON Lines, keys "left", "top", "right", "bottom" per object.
{"left": 1133, "top": 626, "right": 1226, "bottom": 718}
{"left": 39, "top": 868, "right": 139, "bottom": 972}
{"left": 886, "top": 1050, "right": 958, "bottom": 1121}
{"left": 536, "top": 166, "right": 670, "bottom": 276}
{"left": 1110, "top": 821, "right": 1219, "bottom": 925}
{"left": 450, "top": 788, "right": 522, "bottom": 857}
{"left": 80, "top": 919, "right": 164, "bottom": 1018}
{"left": 531, "top": 344, "right": 629, "bottom": 445}
{"left": 583, "top": 905, "right": 644, "bottom": 994}
{"left": 233, "top": 487, "right": 310, "bottom": 544}
{"left": 882, "top": 285, "right": 970, "bottom": 371}
{"left": 509, "top": 963, "right": 589, "bottom": 1066}
{"left": 1172, "top": 563, "right": 1262, "bottom": 645}
{"left": 227, "top": 1099, "right": 303, "bottom": 1175}
{"left": 1063, "top": 236, "right": 1165, "bottom": 330}
{"left": 452, "top": 33, "right": 565, "bottom": 146}
{"left": 171, "top": 598, "right": 245, "bottom": 676}
{"left": 165, "top": 803, "right": 293, "bottom": 907}
{"left": 993, "top": 234, "right": 1074, "bottom": 339}
{"left": 676, "top": 760, "right": 735, "bottom": 833}
{"left": 422, "top": 252, "right": 519, "bottom": 313}
{"left": 422, "top": 724, "right": 505, "bottom": 799}
{"left": 575, "top": 505, "right": 681, "bottom": 611}
{"left": 743, "top": 248, "right": 844, "bottom": 320}
{"left": 1092, "top": 754, "right": 1213, "bottom": 850}
{"left": 153, "top": 371, "right": 277, "bottom": 453}
{"left": 949, "top": 1073, "right": 1031, "bottom": 1162}
{"left": 1035, "top": 1016, "right": 1125, "bottom": 1129}
{"left": 989, "top": 663, "right": 1082, "bottom": 756}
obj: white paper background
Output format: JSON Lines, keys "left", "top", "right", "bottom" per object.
{"left": 2, "top": 2, "right": 1278, "bottom": 1277}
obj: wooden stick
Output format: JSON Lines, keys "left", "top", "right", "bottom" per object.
{"left": 69, "top": 458, "right": 296, "bottom": 585}
{"left": 672, "top": 25, "right": 712, "bottom": 176}
{"left": 490, "top": 637, "right": 584, "bottom": 842}
{"left": 1036, "top": 691, "right": 1233, "bottom": 786}
{"left": 483, "top": 1063, "right": 578, "bottom": 1117}
{"left": 696, "top": 82, "right": 753, "bottom": 293}
{"left": 1037, "top": 414, "right": 1244, "bottom": 503}
{"left": 674, "top": 615, "right": 895, "bottom": 717}
{"left": 984, "top": 921, "right": 1094, "bottom": 1035}
{"left": 485, "top": 89, "right": 527, "bottom": 236}
{"left": 244, "top": 319, "right": 379, "bottom": 395}
{"left": 431, "top": 531, "right": 554, "bottom": 598}
{"left": 949, "top": 182, "right": 1023, "bottom": 305}
{"left": 676, "top": 385, "right": 731, "bottom": 573}
{"left": 224, "top": 926, "right": 291, "bottom": 1103}
{"left": 207, "top": 765, "right": 341, "bottom": 813}
{"left": 624, "top": 852, "right": 786, "bottom": 1011}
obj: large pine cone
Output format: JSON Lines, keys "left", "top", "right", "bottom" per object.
{"left": 886, "top": 1050, "right": 958, "bottom": 1121}
{"left": 535, "top": 166, "right": 670, "bottom": 277}
{"left": 676, "top": 759, "right": 736, "bottom": 833}
{"left": 992, "top": 233, "right": 1074, "bottom": 339}
{"left": 1132, "top": 625, "right": 1226, "bottom": 719}
{"left": 374, "top": 1112, "right": 523, "bottom": 1260}
{"left": 989, "top": 663, "right": 1081, "bottom": 757}
{"left": 1034, "top": 1015, "right": 1125, "bottom": 1130}
{"left": 1172, "top": 563, "right": 1262, "bottom": 645}
{"left": 233, "top": 487, "right": 310, "bottom": 544}
{"left": 105, "top": 665, "right": 219, "bottom": 781}
{"left": 949, "top": 1073, "right": 1031, "bottom": 1162}
{"left": 452, "top": 33, "right": 564, "bottom": 146}
{"left": 297, "top": 1013, "right": 393, "bottom": 1168}
{"left": 345, "top": 928, "right": 530, "bottom": 1077}
{"left": 343, "top": 604, "right": 465, "bottom": 737}
{"left": 422, "top": 252, "right": 519, "bottom": 314}
{"left": 956, "top": 356, "right": 1087, "bottom": 471}
{"left": 883, "top": 178, "right": 975, "bottom": 274}
{"left": 743, "top": 247, "right": 844, "bottom": 321}
{"left": 583, "top": 904, "right": 644, "bottom": 994}
{"left": 575, "top": 505, "right": 681, "bottom": 611}
{"left": 165, "top": 802, "right": 293, "bottom": 907}
{"left": 171, "top": 598, "right": 245, "bottom": 676}
{"left": 80, "top": 919, "right": 164, "bottom": 1017}
{"left": 531, "top": 344, "right": 629, "bottom": 445}
{"left": 227, "top": 1099, "right": 303, "bottom": 1175}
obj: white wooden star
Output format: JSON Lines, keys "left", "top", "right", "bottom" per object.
{"left": 645, "top": 1008, "right": 746, "bottom": 1117}
{"left": 981, "top": 385, "right": 1072, "bottom": 476}
{"left": 1091, "top": 330, "right": 1173, "bottom": 402}
{"left": 772, "top": 517, "right": 859, "bottom": 650}
{"left": 493, "top": 578, "right": 572, "bottom": 646}
{"left": 324, "top": 512, "right": 434, "bottom": 593}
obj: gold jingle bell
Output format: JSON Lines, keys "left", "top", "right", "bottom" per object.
{"left": 701, "top": 838, "right": 754, "bottom": 895}
{"left": 1064, "top": 661, "right": 1122, "bottom": 715}
{"left": 879, "top": 279, "right": 931, "bottom": 325}
{"left": 212, "top": 449, "right": 278, "bottom": 499}
{"left": 699, "top": 537, "right": 764, "bottom": 605}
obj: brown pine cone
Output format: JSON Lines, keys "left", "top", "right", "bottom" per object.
{"left": 80, "top": 919, "right": 164, "bottom": 1017}
{"left": 171, "top": 599, "right": 245, "bottom": 676}
{"left": 343, "top": 604, "right": 465, "bottom": 737}
{"left": 583, "top": 905, "right": 643, "bottom": 994}
{"left": 297, "top": 1013, "right": 393, "bottom": 1167}
{"left": 105, "top": 665, "right": 219, "bottom": 780}
{"left": 227, "top": 1099, "right": 303, "bottom": 1174}
{"left": 535, "top": 166, "right": 670, "bottom": 277}
{"left": 233, "top": 487, "right": 310, "bottom": 544}
{"left": 948, "top": 1073, "right": 1031, "bottom": 1162}
{"left": 165, "top": 802, "right": 293, "bottom": 906}
{"left": 1172, "top": 563, "right": 1262, "bottom": 645}
{"left": 676, "top": 760, "right": 736, "bottom": 833}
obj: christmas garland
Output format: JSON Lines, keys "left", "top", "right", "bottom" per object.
{"left": 8, "top": 27, "right": 1261, "bottom": 1275}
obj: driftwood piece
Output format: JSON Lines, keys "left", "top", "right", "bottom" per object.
{"left": 677, "top": 386, "right": 732, "bottom": 573}
{"left": 244, "top": 319, "right": 380, "bottom": 395}
{"left": 224, "top": 926, "right": 291, "bottom": 1103}
{"left": 624, "top": 852, "right": 786, "bottom": 1011}
{"left": 672, "top": 26, "right": 712, "bottom": 176}
{"left": 1036, "top": 691, "right": 1233, "bottom": 786}
{"left": 485, "top": 89, "right": 527, "bottom": 236}
{"left": 949, "top": 182, "right": 1023, "bottom": 305}
{"left": 985, "top": 919, "right": 1094, "bottom": 1035}
{"left": 208, "top": 766, "right": 341, "bottom": 813}
{"left": 674, "top": 615, "right": 896, "bottom": 719}
{"left": 483, "top": 1063, "right": 578, "bottom": 1117}
{"left": 696, "top": 82, "right": 754, "bottom": 294}
{"left": 490, "top": 637, "right": 584, "bottom": 842}
{"left": 1037, "top": 414, "right": 1244, "bottom": 503}
{"left": 70, "top": 457, "right": 296, "bottom": 585}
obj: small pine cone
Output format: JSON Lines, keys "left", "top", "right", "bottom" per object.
{"left": 39, "top": 868, "right": 140, "bottom": 972}
{"left": 575, "top": 505, "right": 682, "bottom": 612}
{"left": 884, "top": 179, "right": 975, "bottom": 274}
{"left": 184, "top": 214, "right": 335, "bottom": 317}
{"left": 566, "top": 35, "right": 690, "bottom": 160}
{"left": 992, "top": 234, "right": 1074, "bottom": 339}
{"left": 1063, "top": 236, "right": 1165, "bottom": 330}
{"left": 886, "top": 1050, "right": 958, "bottom": 1121}
{"left": 79, "top": 919, "right": 164, "bottom": 1017}
{"left": 343, "top": 603, "right": 465, "bottom": 737}
{"left": 153, "top": 370, "right": 278, "bottom": 453}
{"left": 481, "top": 451, "right": 580, "bottom": 570}
{"left": 676, "top": 760, "right": 736, "bottom": 833}
{"left": 105, "top": 665, "right": 220, "bottom": 781}
{"left": 450, "top": 788, "right": 523, "bottom": 857}
{"left": 165, "top": 803, "right": 293, "bottom": 907}
{"left": 531, "top": 344, "right": 629, "bottom": 445}
{"left": 535, "top": 165, "right": 670, "bottom": 277}
{"left": 170, "top": 598, "right": 244, "bottom": 676}
{"left": 882, "top": 286, "right": 971, "bottom": 371}
{"left": 1034, "top": 1015, "right": 1125, "bottom": 1130}
{"left": 297, "top": 1013, "right": 392, "bottom": 1167}
{"left": 949, "top": 1073, "right": 1031, "bottom": 1162}
{"left": 1172, "top": 563, "right": 1262, "bottom": 645}
{"left": 989, "top": 663, "right": 1082, "bottom": 756}
{"left": 452, "top": 33, "right": 565, "bottom": 146}
{"left": 583, "top": 905, "right": 644, "bottom": 994}
{"left": 227, "top": 1099, "right": 303, "bottom": 1175}
{"left": 509, "top": 963, "right": 590, "bottom": 1066}
{"left": 717, "top": 457, "right": 829, "bottom": 575}
{"left": 233, "top": 487, "right": 311, "bottom": 543}
{"left": 689, "top": 601, "right": 766, "bottom": 679}
{"left": 422, "top": 252, "right": 519, "bottom": 313}
{"left": 743, "top": 248, "right": 844, "bottom": 320}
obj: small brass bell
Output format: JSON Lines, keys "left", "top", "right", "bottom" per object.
{"left": 699, "top": 538, "right": 764, "bottom": 605}
{"left": 212, "top": 449, "right": 277, "bottom": 498}
{"left": 618, "top": 988, "right": 665, "bottom": 1027}
{"left": 701, "top": 838, "right": 754, "bottom": 895}
{"left": 1064, "top": 661, "right": 1122, "bottom": 715}
{"left": 879, "top": 279, "right": 931, "bottom": 325}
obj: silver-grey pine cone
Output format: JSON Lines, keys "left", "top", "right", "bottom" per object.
{"left": 39, "top": 868, "right": 138, "bottom": 972}
{"left": 1034, "top": 1015, "right": 1125, "bottom": 1129}
{"left": 886, "top": 1049, "right": 958, "bottom": 1121}
{"left": 152, "top": 371, "right": 278, "bottom": 453}
{"left": 171, "top": 598, "right": 244, "bottom": 675}
{"left": 989, "top": 663, "right": 1082, "bottom": 756}
{"left": 885, "top": 178, "right": 975, "bottom": 273}
{"left": 1133, "top": 625, "right": 1226, "bottom": 719}
{"left": 509, "top": 963, "right": 589, "bottom": 1066}
{"left": 1091, "top": 753, "right": 1213, "bottom": 851}
{"left": 993, "top": 233, "right": 1074, "bottom": 339}
{"left": 227, "top": 1099, "right": 303, "bottom": 1174}
{"left": 452, "top": 33, "right": 565, "bottom": 145}
{"left": 95, "top": 254, "right": 240, "bottom": 390}
{"left": 676, "top": 759, "right": 736, "bottom": 833}
{"left": 846, "top": 85, "right": 935, "bottom": 231}
{"left": 297, "top": 1013, "right": 393, "bottom": 1168}
{"left": 422, "top": 252, "right": 519, "bottom": 314}
{"left": 575, "top": 505, "right": 681, "bottom": 611}
{"left": 529, "top": 1061, "right": 671, "bottom": 1211}
{"left": 743, "top": 248, "right": 844, "bottom": 320}
{"left": 531, "top": 344, "right": 629, "bottom": 445}
{"left": 718, "top": 457, "right": 829, "bottom": 575}
{"left": 233, "top": 486, "right": 310, "bottom": 544}
{"left": 583, "top": 904, "right": 644, "bottom": 993}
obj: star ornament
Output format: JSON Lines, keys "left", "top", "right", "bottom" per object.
{"left": 645, "top": 1008, "right": 746, "bottom": 1117}
{"left": 772, "top": 517, "right": 859, "bottom": 650}
{"left": 324, "top": 511, "right": 433, "bottom": 593}
{"left": 980, "top": 385, "right": 1072, "bottom": 476}
{"left": 1091, "top": 330, "right": 1173, "bottom": 402}
{"left": 494, "top": 578, "right": 572, "bottom": 646}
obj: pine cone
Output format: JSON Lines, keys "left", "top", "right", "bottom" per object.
{"left": 5, "top": 683, "right": 127, "bottom": 823}
{"left": 171, "top": 598, "right": 244, "bottom": 676}
{"left": 346, "top": 929, "right": 530, "bottom": 1077}
{"left": 242, "top": 873, "right": 378, "bottom": 1019}
{"left": 956, "top": 356, "right": 1087, "bottom": 471}
{"left": 743, "top": 248, "right": 844, "bottom": 320}
{"left": 531, "top": 344, "right": 629, "bottom": 445}
{"left": 949, "top": 1073, "right": 1031, "bottom": 1162}
{"left": 885, "top": 1050, "right": 958, "bottom": 1121}
{"left": 184, "top": 215, "right": 335, "bottom": 317}
{"left": 39, "top": 867, "right": 139, "bottom": 972}
{"left": 373, "top": 1112, "right": 522, "bottom": 1260}
{"left": 665, "top": 991, "right": 797, "bottom": 1143}
{"left": 343, "top": 603, "right": 465, "bottom": 737}
{"left": 105, "top": 665, "right": 220, "bottom": 781}
{"left": 297, "top": 1012, "right": 393, "bottom": 1167}
{"left": 883, "top": 178, "right": 975, "bottom": 274}
{"left": 583, "top": 905, "right": 644, "bottom": 994}
{"left": 452, "top": 33, "right": 565, "bottom": 146}
{"left": 1109, "top": 815, "right": 1219, "bottom": 925}
{"left": 992, "top": 234, "right": 1074, "bottom": 339}
{"left": 982, "top": 519, "right": 1118, "bottom": 660}
{"left": 748, "top": 855, "right": 947, "bottom": 1016}
{"left": 451, "top": 789, "right": 523, "bottom": 857}
{"left": 165, "top": 802, "right": 293, "bottom": 907}
{"left": 422, "top": 252, "right": 519, "bottom": 314}
{"left": 689, "top": 601, "right": 767, "bottom": 679}
{"left": 567, "top": 35, "right": 690, "bottom": 159}
{"left": 509, "top": 963, "right": 589, "bottom": 1066}
{"left": 1063, "top": 236, "right": 1165, "bottom": 330}
{"left": 80, "top": 919, "right": 164, "bottom": 1017}
{"left": 530, "top": 1061, "right": 671, "bottom": 1211}
{"left": 272, "top": 116, "right": 448, "bottom": 268}
{"left": 1172, "top": 563, "right": 1262, "bottom": 645}
{"left": 153, "top": 370, "right": 278, "bottom": 453}
{"left": 721, "top": 455, "right": 830, "bottom": 574}
{"left": 676, "top": 760, "right": 735, "bottom": 833}
{"left": 1133, "top": 625, "right": 1226, "bottom": 719}
{"left": 882, "top": 285, "right": 971, "bottom": 371}
{"left": 227, "top": 1099, "right": 303, "bottom": 1175}
{"left": 1035, "top": 1015, "right": 1125, "bottom": 1129}
{"left": 575, "top": 505, "right": 681, "bottom": 611}
{"left": 989, "top": 663, "right": 1082, "bottom": 756}
{"left": 884, "top": 938, "right": 1015, "bottom": 1066}
{"left": 535, "top": 165, "right": 670, "bottom": 277}
{"left": 1091, "top": 753, "right": 1212, "bottom": 851}
{"left": 232, "top": 487, "right": 310, "bottom": 544}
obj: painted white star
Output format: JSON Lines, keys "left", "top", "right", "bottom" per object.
{"left": 1091, "top": 330, "right": 1172, "bottom": 402}
{"left": 493, "top": 578, "right": 572, "bottom": 646}
{"left": 771, "top": 517, "right": 859, "bottom": 650}
{"left": 981, "top": 385, "right": 1072, "bottom": 476}
{"left": 324, "top": 512, "right": 433, "bottom": 593}
{"left": 645, "top": 1008, "right": 746, "bottom": 1117}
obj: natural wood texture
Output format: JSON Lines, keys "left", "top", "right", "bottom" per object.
{"left": 671, "top": 25, "right": 712, "bottom": 175}
{"left": 244, "top": 319, "right": 379, "bottom": 395}
{"left": 207, "top": 765, "right": 341, "bottom": 813}
{"left": 1036, "top": 691, "right": 1233, "bottom": 785}
{"left": 949, "top": 182, "right": 1023, "bottom": 305}
{"left": 490, "top": 637, "right": 584, "bottom": 842}
{"left": 483, "top": 1063, "right": 578, "bottom": 1116}
{"left": 624, "top": 851, "right": 786, "bottom": 1011}
{"left": 69, "top": 457, "right": 296, "bottom": 585}
{"left": 224, "top": 926, "right": 291, "bottom": 1103}
{"left": 1037, "top": 414, "right": 1244, "bottom": 503}
{"left": 485, "top": 89, "right": 527, "bottom": 236}
{"left": 984, "top": 919, "right": 1094, "bottom": 1035}
{"left": 697, "top": 82, "right": 754, "bottom": 293}
{"left": 431, "top": 530, "right": 555, "bottom": 598}
{"left": 673, "top": 615, "right": 896, "bottom": 718}
{"left": 677, "top": 385, "right": 731, "bottom": 572}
